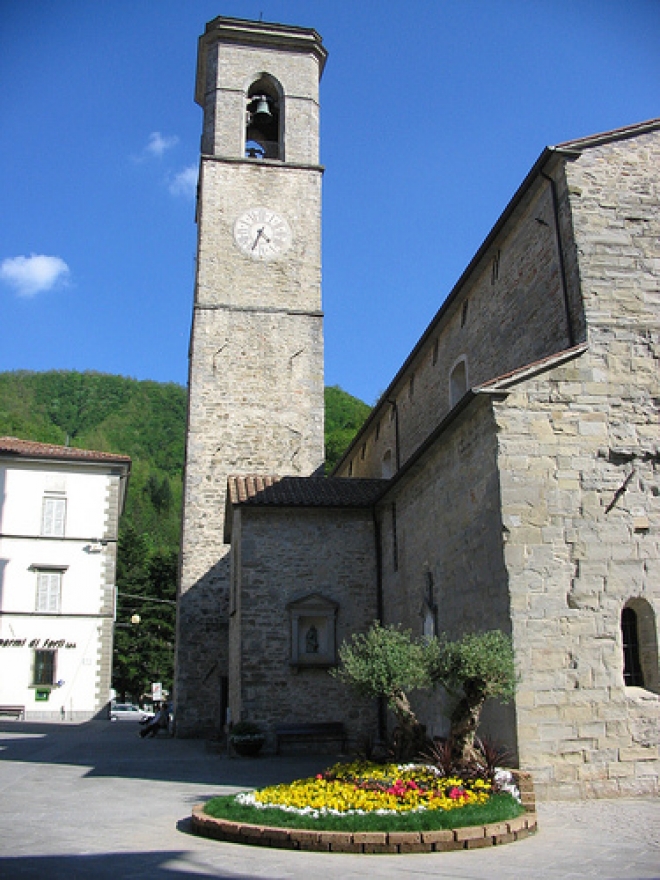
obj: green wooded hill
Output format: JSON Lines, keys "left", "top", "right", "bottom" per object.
{"left": 0, "top": 370, "right": 370, "bottom": 700}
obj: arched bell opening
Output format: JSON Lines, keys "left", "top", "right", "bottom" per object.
{"left": 245, "top": 75, "right": 283, "bottom": 160}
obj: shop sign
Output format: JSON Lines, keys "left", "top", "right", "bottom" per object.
{"left": 0, "top": 638, "right": 77, "bottom": 649}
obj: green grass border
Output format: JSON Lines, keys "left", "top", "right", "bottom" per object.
{"left": 203, "top": 792, "right": 523, "bottom": 833}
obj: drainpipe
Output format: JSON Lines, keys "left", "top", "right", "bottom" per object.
{"left": 540, "top": 168, "right": 576, "bottom": 348}
{"left": 373, "top": 509, "right": 383, "bottom": 624}
{"left": 373, "top": 507, "right": 386, "bottom": 742}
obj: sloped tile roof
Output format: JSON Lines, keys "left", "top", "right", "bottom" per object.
{"left": 227, "top": 474, "right": 388, "bottom": 508}
{"left": 475, "top": 342, "right": 588, "bottom": 392}
{"left": 554, "top": 117, "right": 660, "bottom": 151}
{"left": 0, "top": 436, "right": 131, "bottom": 465}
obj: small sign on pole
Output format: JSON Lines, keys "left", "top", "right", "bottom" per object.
{"left": 152, "top": 682, "right": 162, "bottom": 702}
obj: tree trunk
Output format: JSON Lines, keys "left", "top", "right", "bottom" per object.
{"left": 449, "top": 683, "right": 486, "bottom": 765}
{"left": 389, "top": 689, "right": 427, "bottom": 761}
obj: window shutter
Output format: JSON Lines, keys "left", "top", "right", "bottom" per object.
{"left": 36, "top": 571, "right": 61, "bottom": 613}
{"left": 41, "top": 497, "right": 66, "bottom": 537}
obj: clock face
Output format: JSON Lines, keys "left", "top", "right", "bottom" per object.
{"left": 233, "top": 207, "right": 292, "bottom": 261}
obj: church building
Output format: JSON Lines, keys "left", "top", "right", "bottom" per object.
{"left": 175, "top": 15, "right": 660, "bottom": 801}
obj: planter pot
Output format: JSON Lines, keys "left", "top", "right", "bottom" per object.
{"left": 231, "top": 736, "right": 265, "bottom": 757}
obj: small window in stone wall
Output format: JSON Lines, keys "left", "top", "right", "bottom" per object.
{"left": 287, "top": 593, "right": 339, "bottom": 668}
{"left": 409, "top": 373, "right": 415, "bottom": 399}
{"left": 432, "top": 338, "right": 439, "bottom": 366}
{"left": 622, "top": 607, "right": 643, "bottom": 686}
{"left": 621, "top": 599, "right": 660, "bottom": 693}
{"left": 461, "top": 300, "right": 469, "bottom": 328}
{"left": 491, "top": 249, "right": 501, "bottom": 285}
{"left": 449, "top": 357, "right": 468, "bottom": 408}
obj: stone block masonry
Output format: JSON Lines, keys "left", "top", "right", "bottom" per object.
{"left": 176, "top": 17, "right": 326, "bottom": 735}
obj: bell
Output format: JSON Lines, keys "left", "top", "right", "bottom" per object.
{"left": 251, "top": 95, "right": 273, "bottom": 124}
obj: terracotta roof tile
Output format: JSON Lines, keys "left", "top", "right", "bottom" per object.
{"left": 227, "top": 474, "right": 387, "bottom": 508}
{"left": 0, "top": 436, "right": 131, "bottom": 465}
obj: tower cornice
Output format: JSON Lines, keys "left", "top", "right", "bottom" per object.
{"left": 196, "top": 15, "right": 327, "bottom": 106}
{"left": 200, "top": 153, "right": 324, "bottom": 174}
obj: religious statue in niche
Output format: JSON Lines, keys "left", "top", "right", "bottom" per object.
{"left": 305, "top": 625, "right": 319, "bottom": 654}
{"left": 286, "top": 592, "right": 339, "bottom": 668}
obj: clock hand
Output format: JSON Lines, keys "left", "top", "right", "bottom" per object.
{"left": 251, "top": 227, "right": 272, "bottom": 250}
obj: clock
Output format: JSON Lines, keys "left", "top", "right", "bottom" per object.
{"left": 233, "top": 207, "right": 292, "bottom": 261}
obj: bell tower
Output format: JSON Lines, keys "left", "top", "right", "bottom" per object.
{"left": 175, "top": 17, "right": 327, "bottom": 735}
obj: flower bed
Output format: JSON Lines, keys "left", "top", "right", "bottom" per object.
{"left": 238, "top": 760, "right": 502, "bottom": 817}
{"left": 195, "top": 761, "right": 535, "bottom": 853}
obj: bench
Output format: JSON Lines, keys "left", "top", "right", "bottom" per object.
{"left": 0, "top": 705, "right": 25, "bottom": 720}
{"left": 275, "top": 722, "right": 347, "bottom": 755}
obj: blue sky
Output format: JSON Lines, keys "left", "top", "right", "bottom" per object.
{"left": 1, "top": 1, "right": 658, "bottom": 406}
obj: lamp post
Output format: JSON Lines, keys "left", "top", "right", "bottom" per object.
{"left": 113, "top": 593, "right": 176, "bottom": 706}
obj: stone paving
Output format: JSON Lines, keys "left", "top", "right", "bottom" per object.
{"left": 0, "top": 719, "right": 658, "bottom": 879}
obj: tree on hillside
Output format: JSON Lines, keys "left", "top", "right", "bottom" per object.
{"left": 324, "top": 385, "right": 371, "bottom": 473}
{"left": 113, "top": 527, "right": 177, "bottom": 702}
{"left": 0, "top": 370, "right": 372, "bottom": 701}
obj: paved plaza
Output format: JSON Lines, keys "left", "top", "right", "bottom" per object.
{"left": 0, "top": 719, "right": 658, "bottom": 879}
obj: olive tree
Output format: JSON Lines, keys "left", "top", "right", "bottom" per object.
{"left": 331, "top": 622, "right": 432, "bottom": 758}
{"left": 333, "top": 622, "right": 515, "bottom": 765}
{"left": 427, "top": 630, "right": 515, "bottom": 764}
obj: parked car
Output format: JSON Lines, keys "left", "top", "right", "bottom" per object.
{"left": 109, "top": 703, "right": 152, "bottom": 722}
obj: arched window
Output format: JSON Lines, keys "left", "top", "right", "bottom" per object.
{"left": 622, "top": 606, "right": 644, "bottom": 686}
{"left": 245, "top": 75, "right": 283, "bottom": 160}
{"left": 449, "top": 357, "right": 468, "bottom": 408}
{"left": 621, "top": 598, "right": 660, "bottom": 693}
{"left": 381, "top": 449, "right": 393, "bottom": 479}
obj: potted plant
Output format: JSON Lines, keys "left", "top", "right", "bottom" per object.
{"left": 229, "top": 720, "right": 265, "bottom": 757}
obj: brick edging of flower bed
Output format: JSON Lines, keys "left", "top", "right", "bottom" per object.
{"left": 190, "top": 770, "right": 537, "bottom": 853}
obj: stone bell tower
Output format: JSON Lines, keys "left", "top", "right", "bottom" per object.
{"left": 175, "top": 17, "right": 327, "bottom": 735}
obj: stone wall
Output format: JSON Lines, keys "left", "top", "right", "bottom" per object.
{"left": 338, "top": 160, "right": 581, "bottom": 481}
{"left": 197, "top": 26, "right": 323, "bottom": 165}
{"left": 176, "top": 19, "right": 326, "bottom": 735}
{"left": 566, "top": 129, "right": 660, "bottom": 337}
{"left": 377, "top": 396, "right": 517, "bottom": 747}
{"left": 229, "top": 506, "right": 378, "bottom": 750}
{"left": 496, "top": 349, "right": 659, "bottom": 799}
{"left": 494, "top": 131, "right": 660, "bottom": 798}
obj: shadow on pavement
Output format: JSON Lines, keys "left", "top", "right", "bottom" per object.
{"left": 0, "top": 851, "right": 263, "bottom": 879}
{"left": 0, "top": 719, "right": 332, "bottom": 788}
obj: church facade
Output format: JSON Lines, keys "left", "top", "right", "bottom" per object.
{"left": 176, "top": 15, "right": 660, "bottom": 800}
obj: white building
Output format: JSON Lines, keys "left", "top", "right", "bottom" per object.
{"left": 0, "top": 438, "right": 130, "bottom": 721}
